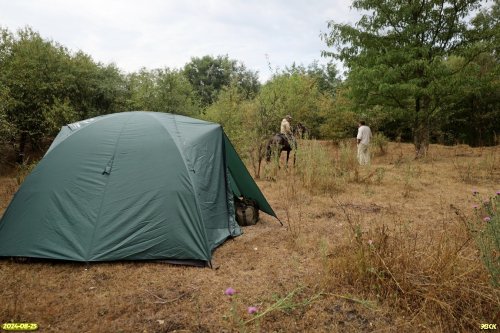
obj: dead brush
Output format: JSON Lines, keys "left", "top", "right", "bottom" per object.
{"left": 0, "top": 178, "right": 18, "bottom": 213}
{"left": 325, "top": 200, "right": 500, "bottom": 332}
{"left": 277, "top": 168, "right": 304, "bottom": 247}
{"left": 452, "top": 147, "right": 499, "bottom": 184}
{"left": 335, "top": 140, "right": 360, "bottom": 182}
{"left": 262, "top": 147, "right": 281, "bottom": 181}
{"left": 452, "top": 158, "right": 479, "bottom": 184}
{"left": 398, "top": 158, "right": 421, "bottom": 198}
{"left": 478, "top": 149, "right": 499, "bottom": 182}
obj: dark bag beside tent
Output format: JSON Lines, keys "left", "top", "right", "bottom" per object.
{"left": 234, "top": 197, "right": 259, "bottom": 226}
{"left": 0, "top": 112, "right": 276, "bottom": 266}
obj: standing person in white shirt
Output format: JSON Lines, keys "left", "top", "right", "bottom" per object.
{"left": 356, "top": 120, "right": 372, "bottom": 165}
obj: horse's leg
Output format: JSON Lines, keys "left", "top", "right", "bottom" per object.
{"left": 285, "top": 150, "right": 290, "bottom": 168}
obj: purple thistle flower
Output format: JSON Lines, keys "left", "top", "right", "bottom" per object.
{"left": 472, "top": 205, "right": 479, "bottom": 209}
{"left": 247, "top": 306, "right": 258, "bottom": 314}
{"left": 496, "top": 191, "right": 500, "bottom": 196}
{"left": 472, "top": 189, "right": 479, "bottom": 196}
{"left": 224, "top": 287, "right": 236, "bottom": 296}
{"left": 484, "top": 216, "right": 491, "bottom": 222}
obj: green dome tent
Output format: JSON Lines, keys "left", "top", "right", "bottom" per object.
{"left": 0, "top": 111, "right": 276, "bottom": 266}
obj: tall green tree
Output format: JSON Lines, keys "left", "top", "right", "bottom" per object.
{"left": 0, "top": 27, "right": 76, "bottom": 159}
{"left": 204, "top": 83, "right": 248, "bottom": 151}
{"left": 323, "top": 0, "right": 494, "bottom": 155}
{"left": 0, "top": 27, "right": 129, "bottom": 161}
{"left": 126, "top": 68, "right": 200, "bottom": 116}
{"left": 183, "top": 55, "right": 260, "bottom": 108}
{"left": 285, "top": 61, "right": 341, "bottom": 97}
{"left": 66, "top": 51, "right": 128, "bottom": 120}
{"left": 0, "top": 90, "right": 16, "bottom": 145}
{"left": 439, "top": 52, "right": 500, "bottom": 145}
{"left": 319, "top": 84, "right": 359, "bottom": 140}
{"left": 258, "top": 72, "right": 330, "bottom": 138}
{"left": 439, "top": 3, "right": 500, "bottom": 146}
{"left": 125, "top": 68, "right": 157, "bottom": 110}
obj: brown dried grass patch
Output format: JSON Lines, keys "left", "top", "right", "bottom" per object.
{"left": 0, "top": 142, "right": 499, "bottom": 332}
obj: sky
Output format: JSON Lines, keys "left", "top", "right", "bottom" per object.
{"left": 0, "top": 0, "right": 362, "bottom": 82}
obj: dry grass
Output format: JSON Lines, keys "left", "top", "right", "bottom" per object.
{"left": 0, "top": 142, "right": 499, "bottom": 332}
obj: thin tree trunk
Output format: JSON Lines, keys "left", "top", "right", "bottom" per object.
{"left": 17, "top": 131, "right": 27, "bottom": 164}
{"left": 413, "top": 96, "right": 430, "bottom": 158}
{"left": 413, "top": 97, "right": 422, "bottom": 157}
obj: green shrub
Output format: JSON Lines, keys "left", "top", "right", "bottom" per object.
{"left": 371, "top": 132, "right": 389, "bottom": 155}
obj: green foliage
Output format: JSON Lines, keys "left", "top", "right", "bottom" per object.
{"left": 295, "top": 140, "right": 339, "bottom": 193}
{"left": 371, "top": 132, "right": 389, "bottom": 155}
{"left": 126, "top": 68, "right": 200, "bottom": 116}
{"left": 66, "top": 52, "right": 129, "bottom": 119}
{"left": 258, "top": 72, "right": 329, "bottom": 138}
{"left": 0, "top": 90, "right": 17, "bottom": 145}
{"left": 204, "top": 83, "right": 248, "bottom": 151}
{"left": 205, "top": 67, "right": 341, "bottom": 177}
{"left": 183, "top": 55, "right": 260, "bottom": 108}
{"left": 0, "top": 27, "right": 130, "bottom": 158}
{"left": 319, "top": 85, "right": 357, "bottom": 140}
{"left": 284, "top": 61, "right": 341, "bottom": 97}
{"left": 42, "top": 98, "right": 77, "bottom": 135}
{"left": 0, "top": 28, "right": 75, "bottom": 144}
{"left": 322, "top": 0, "right": 497, "bottom": 153}
{"left": 439, "top": 53, "right": 500, "bottom": 146}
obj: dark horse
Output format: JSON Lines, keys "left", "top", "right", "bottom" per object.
{"left": 265, "top": 134, "right": 296, "bottom": 166}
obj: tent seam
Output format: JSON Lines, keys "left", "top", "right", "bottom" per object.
{"left": 86, "top": 112, "right": 134, "bottom": 261}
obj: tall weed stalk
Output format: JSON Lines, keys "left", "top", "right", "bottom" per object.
{"left": 462, "top": 191, "right": 499, "bottom": 287}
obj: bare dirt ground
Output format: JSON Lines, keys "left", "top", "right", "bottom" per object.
{"left": 0, "top": 142, "right": 498, "bottom": 332}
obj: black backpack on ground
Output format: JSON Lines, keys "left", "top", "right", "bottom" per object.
{"left": 234, "top": 197, "right": 259, "bottom": 226}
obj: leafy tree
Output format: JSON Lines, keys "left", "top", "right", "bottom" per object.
{"left": 285, "top": 61, "right": 341, "bottom": 97}
{"left": 323, "top": 0, "right": 494, "bottom": 155}
{"left": 0, "top": 27, "right": 77, "bottom": 159}
{"left": 258, "top": 72, "right": 329, "bottom": 138}
{"left": 204, "top": 83, "right": 247, "bottom": 150}
{"left": 183, "top": 55, "right": 260, "bottom": 108}
{"left": 437, "top": 3, "right": 500, "bottom": 146}
{"left": 204, "top": 83, "right": 266, "bottom": 177}
{"left": 65, "top": 52, "right": 128, "bottom": 119}
{"left": 126, "top": 68, "right": 200, "bottom": 116}
{"left": 439, "top": 52, "right": 500, "bottom": 145}
{"left": 0, "top": 27, "right": 130, "bottom": 161}
{"left": 0, "top": 73, "right": 17, "bottom": 145}
{"left": 319, "top": 84, "right": 358, "bottom": 140}
{"left": 125, "top": 68, "right": 157, "bottom": 110}
{"left": 154, "top": 68, "right": 201, "bottom": 116}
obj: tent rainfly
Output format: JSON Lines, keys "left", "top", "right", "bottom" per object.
{"left": 0, "top": 111, "right": 276, "bottom": 266}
